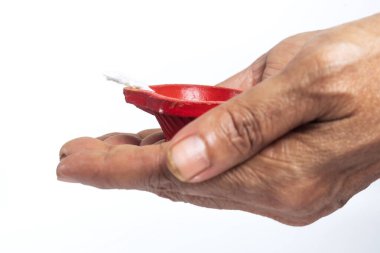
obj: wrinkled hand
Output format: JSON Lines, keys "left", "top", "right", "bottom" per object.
{"left": 217, "top": 30, "right": 319, "bottom": 90}
{"left": 57, "top": 13, "right": 380, "bottom": 226}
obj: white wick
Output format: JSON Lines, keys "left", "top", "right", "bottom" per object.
{"left": 104, "top": 72, "right": 152, "bottom": 90}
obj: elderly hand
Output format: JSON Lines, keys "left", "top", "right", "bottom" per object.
{"left": 57, "top": 13, "right": 380, "bottom": 226}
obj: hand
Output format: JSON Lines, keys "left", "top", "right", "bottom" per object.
{"left": 57, "top": 13, "right": 380, "bottom": 226}
{"left": 217, "top": 30, "right": 320, "bottom": 90}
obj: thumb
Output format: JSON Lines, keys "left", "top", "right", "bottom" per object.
{"left": 166, "top": 73, "right": 321, "bottom": 183}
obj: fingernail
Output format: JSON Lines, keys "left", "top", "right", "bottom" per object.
{"left": 56, "top": 163, "right": 78, "bottom": 183}
{"left": 167, "top": 135, "right": 210, "bottom": 181}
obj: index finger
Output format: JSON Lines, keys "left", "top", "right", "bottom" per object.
{"left": 57, "top": 137, "right": 172, "bottom": 190}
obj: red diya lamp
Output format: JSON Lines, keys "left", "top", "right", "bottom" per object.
{"left": 124, "top": 84, "right": 242, "bottom": 140}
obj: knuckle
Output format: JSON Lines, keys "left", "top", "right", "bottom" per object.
{"left": 99, "top": 146, "right": 122, "bottom": 189}
{"left": 290, "top": 41, "right": 339, "bottom": 85}
{"left": 144, "top": 143, "right": 179, "bottom": 192}
{"left": 243, "top": 153, "right": 329, "bottom": 222}
{"left": 334, "top": 196, "right": 350, "bottom": 210}
{"left": 280, "top": 191, "right": 312, "bottom": 215}
{"left": 217, "top": 101, "right": 264, "bottom": 156}
{"left": 146, "top": 168, "right": 177, "bottom": 192}
{"left": 276, "top": 171, "right": 326, "bottom": 218}
{"left": 297, "top": 35, "right": 361, "bottom": 84}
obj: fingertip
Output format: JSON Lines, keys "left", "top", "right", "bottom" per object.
{"left": 59, "top": 137, "right": 107, "bottom": 158}
{"left": 56, "top": 161, "right": 78, "bottom": 183}
{"left": 56, "top": 149, "right": 110, "bottom": 187}
{"left": 57, "top": 138, "right": 110, "bottom": 185}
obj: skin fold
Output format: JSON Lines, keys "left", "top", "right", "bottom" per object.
{"left": 57, "top": 13, "right": 380, "bottom": 226}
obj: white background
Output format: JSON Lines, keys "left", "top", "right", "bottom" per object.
{"left": 1, "top": 1, "right": 380, "bottom": 252}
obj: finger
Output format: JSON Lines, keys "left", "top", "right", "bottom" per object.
{"left": 97, "top": 132, "right": 125, "bottom": 140}
{"left": 166, "top": 72, "right": 323, "bottom": 183}
{"left": 97, "top": 131, "right": 162, "bottom": 145}
{"left": 59, "top": 137, "right": 105, "bottom": 160}
{"left": 103, "top": 133, "right": 141, "bottom": 145}
{"left": 137, "top": 128, "right": 162, "bottom": 139}
{"left": 154, "top": 139, "right": 166, "bottom": 145}
{"left": 57, "top": 137, "right": 171, "bottom": 189}
{"left": 140, "top": 131, "right": 165, "bottom": 146}
{"left": 216, "top": 53, "right": 267, "bottom": 90}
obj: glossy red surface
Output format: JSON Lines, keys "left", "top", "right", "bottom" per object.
{"left": 124, "top": 84, "right": 241, "bottom": 139}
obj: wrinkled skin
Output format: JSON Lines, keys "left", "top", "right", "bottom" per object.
{"left": 57, "top": 13, "right": 380, "bottom": 226}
